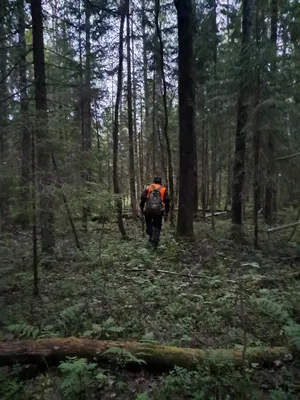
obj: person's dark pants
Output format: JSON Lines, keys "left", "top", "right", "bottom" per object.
{"left": 145, "top": 213, "right": 163, "bottom": 247}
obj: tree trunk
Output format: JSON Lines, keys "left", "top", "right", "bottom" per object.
{"left": 113, "top": 0, "right": 127, "bottom": 238}
{"left": 152, "top": 72, "right": 157, "bottom": 176}
{"left": 231, "top": 0, "right": 253, "bottom": 228}
{"left": 0, "top": 338, "right": 293, "bottom": 371}
{"left": 82, "top": 0, "right": 92, "bottom": 231}
{"left": 200, "top": 84, "right": 206, "bottom": 219}
{"left": 154, "top": 0, "right": 175, "bottom": 225}
{"left": 18, "top": 0, "right": 30, "bottom": 229}
{"left": 131, "top": 17, "right": 140, "bottom": 197}
{"left": 141, "top": 0, "right": 149, "bottom": 185}
{"left": 0, "top": 0, "right": 9, "bottom": 229}
{"left": 253, "top": 2, "right": 261, "bottom": 248}
{"left": 264, "top": 0, "right": 278, "bottom": 225}
{"left": 30, "top": 0, "right": 55, "bottom": 253}
{"left": 210, "top": 0, "right": 217, "bottom": 230}
{"left": 126, "top": 0, "right": 137, "bottom": 219}
{"left": 175, "top": 0, "right": 196, "bottom": 237}
{"left": 139, "top": 103, "right": 144, "bottom": 193}
{"left": 31, "top": 115, "right": 38, "bottom": 296}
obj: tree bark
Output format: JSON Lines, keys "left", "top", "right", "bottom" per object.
{"left": 152, "top": 71, "right": 157, "bottom": 176}
{"left": 141, "top": 0, "right": 149, "bottom": 184}
{"left": 210, "top": 0, "right": 217, "bottom": 230}
{"left": 200, "top": 84, "right": 206, "bottom": 220}
{"left": 0, "top": 0, "right": 9, "bottom": 228}
{"left": 82, "top": 0, "right": 92, "bottom": 231}
{"left": 113, "top": 0, "right": 127, "bottom": 238}
{"left": 131, "top": 17, "right": 140, "bottom": 197}
{"left": 31, "top": 0, "right": 55, "bottom": 253}
{"left": 253, "top": 2, "right": 261, "bottom": 248}
{"left": 231, "top": 0, "right": 253, "bottom": 227}
{"left": 154, "top": 0, "right": 175, "bottom": 225}
{"left": 126, "top": 0, "right": 137, "bottom": 219}
{"left": 264, "top": 0, "right": 278, "bottom": 225}
{"left": 175, "top": 0, "right": 196, "bottom": 237}
{"left": 0, "top": 338, "right": 293, "bottom": 370}
{"left": 18, "top": 0, "right": 30, "bottom": 230}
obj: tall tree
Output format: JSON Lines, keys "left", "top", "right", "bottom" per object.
{"left": 30, "top": 0, "right": 55, "bottom": 253}
{"left": 253, "top": 0, "right": 262, "bottom": 247}
{"left": 264, "top": 0, "right": 278, "bottom": 225}
{"left": 154, "top": 0, "right": 175, "bottom": 225}
{"left": 141, "top": 0, "right": 150, "bottom": 184}
{"left": 175, "top": 0, "right": 196, "bottom": 237}
{"left": 0, "top": 0, "right": 8, "bottom": 228}
{"left": 113, "top": 0, "right": 127, "bottom": 238}
{"left": 18, "top": 0, "right": 30, "bottom": 229}
{"left": 210, "top": 0, "right": 218, "bottom": 229}
{"left": 82, "top": 0, "right": 92, "bottom": 231}
{"left": 126, "top": 0, "right": 137, "bottom": 218}
{"left": 231, "top": 0, "right": 253, "bottom": 227}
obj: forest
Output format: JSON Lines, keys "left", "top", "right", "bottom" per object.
{"left": 0, "top": 0, "right": 300, "bottom": 398}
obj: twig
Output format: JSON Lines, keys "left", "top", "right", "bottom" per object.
{"left": 125, "top": 268, "right": 237, "bottom": 283}
{"left": 276, "top": 152, "right": 300, "bottom": 161}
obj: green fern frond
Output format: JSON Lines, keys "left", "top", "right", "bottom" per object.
{"left": 7, "top": 323, "right": 40, "bottom": 339}
{"left": 284, "top": 323, "right": 300, "bottom": 349}
{"left": 139, "top": 332, "right": 158, "bottom": 345}
{"left": 83, "top": 318, "right": 124, "bottom": 339}
{"left": 102, "top": 346, "right": 146, "bottom": 365}
{"left": 59, "top": 302, "right": 86, "bottom": 325}
{"left": 253, "top": 297, "right": 291, "bottom": 325}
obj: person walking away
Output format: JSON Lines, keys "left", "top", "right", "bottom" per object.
{"left": 140, "top": 177, "right": 170, "bottom": 248}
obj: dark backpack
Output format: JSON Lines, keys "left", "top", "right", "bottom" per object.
{"left": 145, "top": 185, "right": 163, "bottom": 215}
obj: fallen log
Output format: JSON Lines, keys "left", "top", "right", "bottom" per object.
{"left": 0, "top": 338, "right": 294, "bottom": 370}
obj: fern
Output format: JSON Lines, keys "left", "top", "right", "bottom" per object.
{"left": 83, "top": 317, "right": 124, "bottom": 339}
{"left": 284, "top": 323, "right": 300, "bottom": 350}
{"left": 252, "top": 296, "right": 291, "bottom": 325}
{"left": 138, "top": 331, "right": 158, "bottom": 345}
{"left": 7, "top": 324, "right": 40, "bottom": 339}
{"left": 58, "top": 302, "right": 86, "bottom": 335}
{"left": 58, "top": 357, "right": 101, "bottom": 399}
{"left": 102, "top": 346, "right": 146, "bottom": 366}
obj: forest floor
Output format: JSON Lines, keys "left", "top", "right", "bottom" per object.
{"left": 1, "top": 211, "right": 300, "bottom": 399}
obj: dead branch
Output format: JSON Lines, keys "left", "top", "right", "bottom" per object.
{"left": 276, "top": 152, "right": 300, "bottom": 161}
{"left": 267, "top": 221, "right": 300, "bottom": 233}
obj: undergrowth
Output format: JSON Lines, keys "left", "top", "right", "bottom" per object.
{"left": 1, "top": 218, "right": 300, "bottom": 398}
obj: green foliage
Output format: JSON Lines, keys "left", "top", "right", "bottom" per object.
{"left": 58, "top": 356, "right": 106, "bottom": 399}
{"left": 252, "top": 292, "right": 292, "bottom": 324}
{"left": 102, "top": 346, "right": 146, "bottom": 367}
{"left": 139, "top": 331, "right": 158, "bottom": 345}
{"left": 58, "top": 302, "right": 87, "bottom": 336}
{"left": 284, "top": 323, "right": 300, "bottom": 349}
{"left": 7, "top": 323, "right": 40, "bottom": 339}
{"left": 83, "top": 317, "right": 124, "bottom": 339}
{"left": 0, "top": 375, "right": 24, "bottom": 400}
{"left": 136, "top": 393, "right": 149, "bottom": 400}
{"left": 269, "top": 389, "right": 297, "bottom": 400}
{"left": 152, "top": 364, "right": 257, "bottom": 400}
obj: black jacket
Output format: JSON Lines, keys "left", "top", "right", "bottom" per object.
{"left": 140, "top": 184, "right": 170, "bottom": 214}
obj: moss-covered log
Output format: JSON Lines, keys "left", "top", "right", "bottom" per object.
{"left": 0, "top": 338, "right": 294, "bottom": 370}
